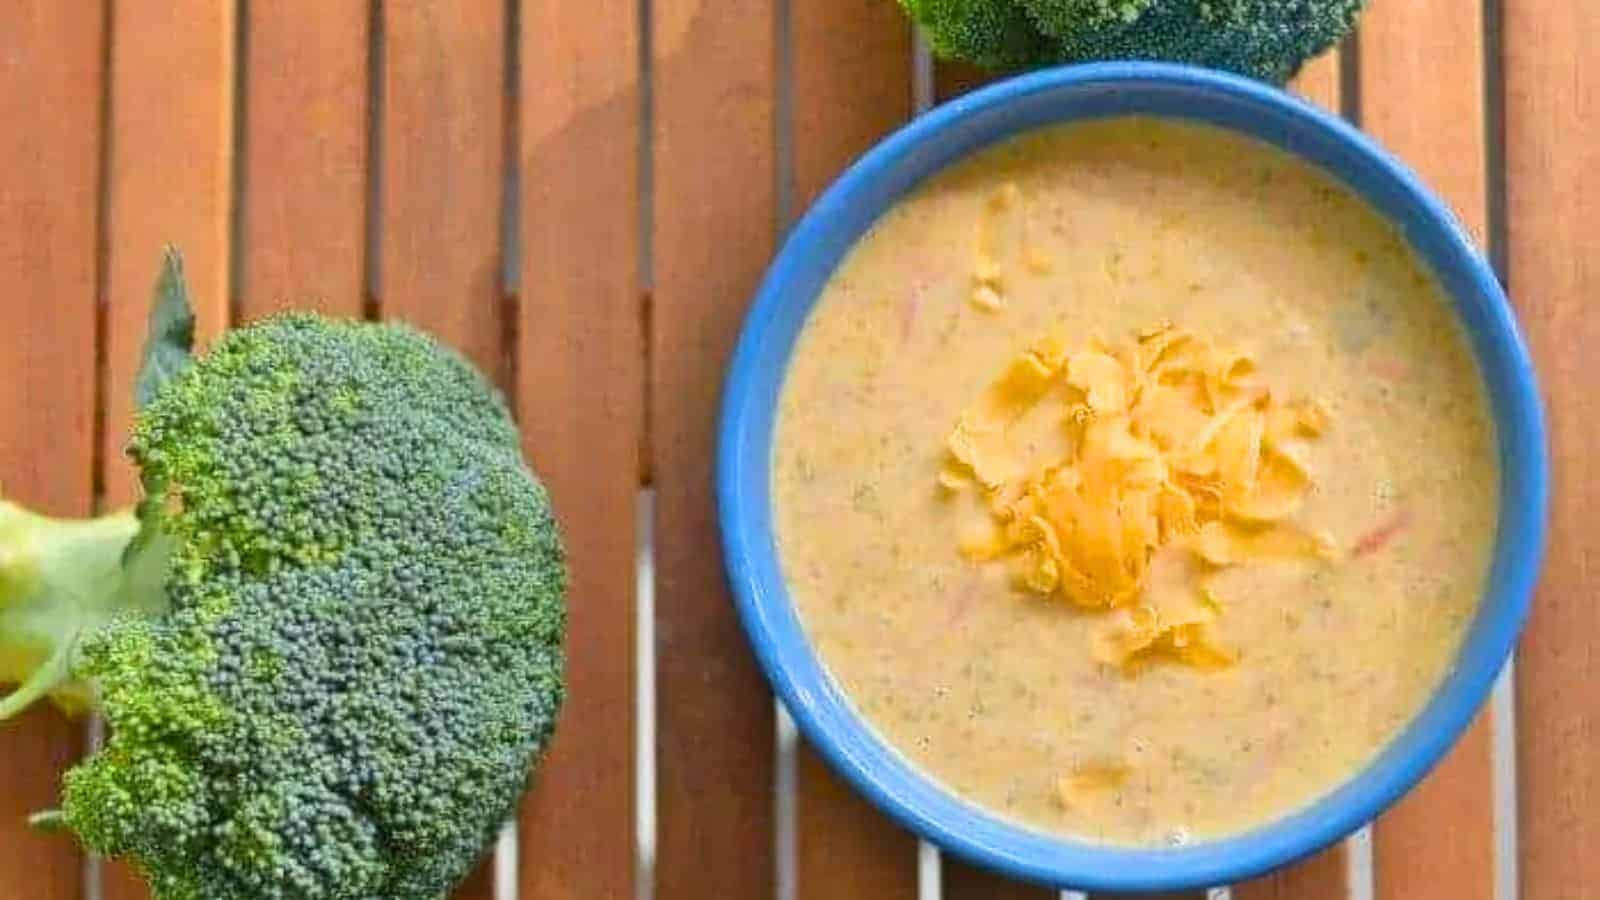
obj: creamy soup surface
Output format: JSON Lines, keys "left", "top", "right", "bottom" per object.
{"left": 771, "top": 118, "right": 1498, "bottom": 845}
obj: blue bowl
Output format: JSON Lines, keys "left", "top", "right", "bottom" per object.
{"left": 717, "top": 62, "right": 1547, "bottom": 892}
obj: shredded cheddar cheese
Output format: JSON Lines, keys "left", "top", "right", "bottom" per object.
{"left": 942, "top": 324, "right": 1334, "bottom": 672}
{"left": 970, "top": 283, "right": 1005, "bottom": 312}
{"left": 970, "top": 181, "right": 1055, "bottom": 312}
{"left": 1055, "top": 761, "right": 1131, "bottom": 810}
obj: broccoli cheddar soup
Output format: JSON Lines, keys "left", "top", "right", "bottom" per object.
{"left": 771, "top": 118, "right": 1498, "bottom": 845}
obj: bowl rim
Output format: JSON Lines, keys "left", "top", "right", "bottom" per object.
{"left": 717, "top": 61, "right": 1548, "bottom": 891}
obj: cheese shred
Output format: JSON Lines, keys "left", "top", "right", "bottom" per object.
{"left": 943, "top": 323, "right": 1334, "bottom": 673}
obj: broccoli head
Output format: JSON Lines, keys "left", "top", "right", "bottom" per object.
{"left": 0, "top": 253, "right": 566, "bottom": 899}
{"left": 900, "top": 0, "right": 1368, "bottom": 84}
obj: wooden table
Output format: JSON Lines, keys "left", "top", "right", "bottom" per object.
{"left": 0, "top": 2, "right": 1590, "bottom": 899}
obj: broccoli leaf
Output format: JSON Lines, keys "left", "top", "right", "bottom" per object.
{"left": 125, "top": 247, "right": 196, "bottom": 568}
{"left": 134, "top": 247, "right": 196, "bottom": 412}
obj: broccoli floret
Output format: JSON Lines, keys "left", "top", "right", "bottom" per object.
{"left": 902, "top": 0, "right": 1368, "bottom": 83}
{"left": 1030, "top": 0, "right": 1366, "bottom": 82}
{"left": 1025, "top": 0, "right": 1154, "bottom": 31}
{"left": 900, "top": 0, "right": 1055, "bottom": 70}
{"left": 0, "top": 257, "right": 566, "bottom": 899}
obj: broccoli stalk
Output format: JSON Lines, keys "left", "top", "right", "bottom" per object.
{"left": 0, "top": 500, "right": 166, "bottom": 719}
{"left": 0, "top": 248, "right": 191, "bottom": 721}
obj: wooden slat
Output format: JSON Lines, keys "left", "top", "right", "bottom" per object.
{"left": 652, "top": 0, "right": 778, "bottom": 896}
{"left": 934, "top": 60, "right": 993, "bottom": 103}
{"left": 945, "top": 860, "right": 1054, "bottom": 900}
{"left": 1232, "top": 843, "right": 1347, "bottom": 900}
{"left": 239, "top": 1, "right": 368, "bottom": 318}
{"left": 1291, "top": 50, "right": 1342, "bottom": 111}
{"left": 101, "top": 0, "right": 235, "bottom": 506}
{"left": 381, "top": 0, "right": 507, "bottom": 384}
{"left": 1359, "top": 3, "right": 1488, "bottom": 244}
{"left": 789, "top": 2, "right": 919, "bottom": 897}
{"left": 0, "top": 2, "right": 102, "bottom": 897}
{"left": 797, "top": 750, "right": 918, "bottom": 898}
{"left": 98, "top": 2, "right": 237, "bottom": 896}
{"left": 449, "top": 854, "right": 494, "bottom": 898}
{"left": 1505, "top": 3, "right": 1599, "bottom": 898}
{"left": 791, "top": 0, "right": 911, "bottom": 212}
{"left": 1357, "top": 3, "right": 1495, "bottom": 898}
{"left": 1232, "top": 52, "right": 1351, "bottom": 900}
{"left": 378, "top": 3, "right": 506, "bottom": 897}
{"left": 1372, "top": 713, "right": 1493, "bottom": 900}
{"left": 518, "top": 1, "right": 641, "bottom": 899}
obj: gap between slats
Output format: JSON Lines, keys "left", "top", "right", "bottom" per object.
{"left": 772, "top": 9, "right": 797, "bottom": 893}
{"left": 911, "top": 32, "right": 942, "bottom": 900}
{"left": 631, "top": 0, "right": 661, "bottom": 895}
{"left": 1483, "top": 5, "right": 1518, "bottom": 898}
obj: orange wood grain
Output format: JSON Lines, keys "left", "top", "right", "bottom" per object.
{"left": 1232, "top": 47, "right": 1351, "bottom": 900}
{"left": 1232, "top": 841, "right": 1348, "bottom": 900}
{"left": 934, "top": 60, "right": 994, "bottom": 103}
{"left": 1290, "top": 49, "right": 1343, "bottom": 112}
{"left": 1358, "top": 3, "right": 1495, "bottom": 898}
{"left": 446, "top": 861, "right": 494, "bottom": 900}
{"left": 945, "top": 858, "right": 1056, "bottom": 900}
{"left": 1504, "top": 3, "right": 1599, "bottom": 898}
{"left": 792, "top": 0, "right": 911, "bottom": 214}
{"left": 239, "top": 0, "right": 369, "bottom": 318}
{"left": 1359, "top": 0, "right": 1488, "bottom": 245}
{"left": 98, "top": 3, "right": 238, "bottom": 896}
{"left": 517, "top": 1, "right": 642, "bottom": 898}
{"left": 99, "top": 0, "right": 236, "bottom": 537}
{"left": 380, "top": 0, "right": 507, "bottom": 390}
{"left": 652, "top": 1, "right": 778, "bottom": 896}
{"left": 789, "top": 2, "right": 920, "bottom": 897}
{"left": 1376, "top": 713, "right": 1494, "bottom": 900}
{"left": 797, "top": 748, "right": 919, "bottom": 898}
{"left": 378, "top": 2, "right": 508, "bottom": 896}
{"left": 0, "top": 2, "right": 103, "bottom": 897}
{"left": 100, "top": 822, "right": 155, "bottom": 897}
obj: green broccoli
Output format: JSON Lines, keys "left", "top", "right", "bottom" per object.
{"left": 900, "top": 0, "right": 1055, "bottom": 71}
{"left": 1025, "top": 0, "right": 1154, "bottom": 31}
{"left": 900, "top": 0, "right": 1368, "bottom": 84}
{"left": 0, "top": 251, "right": 566, "bottom": 899}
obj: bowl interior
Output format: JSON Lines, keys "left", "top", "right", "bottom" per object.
{"left": 717, "top": 62, "right": 1546, "bottom": 892}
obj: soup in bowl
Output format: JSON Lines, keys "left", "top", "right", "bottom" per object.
{"left": 718, "top": 63, "right": 1545, "bottom": 892}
